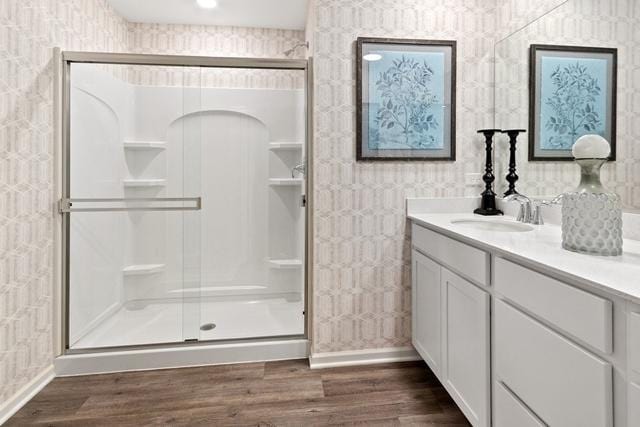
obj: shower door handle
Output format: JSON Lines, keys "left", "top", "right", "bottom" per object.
{"left": 58, "top": 197, "right": 202, "bottom": 213}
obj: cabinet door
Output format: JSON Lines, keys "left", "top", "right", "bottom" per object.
{"left": 411, "top": 249, "right": 442, "bottom": 375}
{"left": 441, "top": 268, "right": 490, "bottom": 427}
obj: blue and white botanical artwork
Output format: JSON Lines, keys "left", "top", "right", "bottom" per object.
{"left": 540, "top": 56, "right": 607, "bottom": 150}
{"left": 367, "top": 51, "right": 445, "bottom": 150}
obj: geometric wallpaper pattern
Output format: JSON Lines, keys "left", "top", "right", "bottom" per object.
{"left": 127, "top": 22, "right": 305, "bottom": 89}
{"left": 0, "top": 0, "right": 128, "bottom": 405}
{"left": 495, "top": 0, "right": 568, "bottom": 40}
{"left": 309, "top": 0, "right": 497, "bottom": 353}
{"left": 494, "top": 0, "right": 640, "bottom": 210}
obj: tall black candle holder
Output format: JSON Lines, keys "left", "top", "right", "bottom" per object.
{"left": 502, "top": 129, "right": 526, "bottom": 197}
{"left": 474, "top": 129, "right": 503, "bottom": 216}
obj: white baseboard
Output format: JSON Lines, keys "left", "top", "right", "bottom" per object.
{"left": 309, "top": 346, "right": 420, "bottom": 369}
{"left": 55, "top": 339, "right": 309, "bottom": 376}
{"left": 0, "top": 365, "right": 55, "bottom": 425}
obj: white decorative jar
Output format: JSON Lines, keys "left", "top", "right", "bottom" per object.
{"left": 561, "top": 135, "right": 622, "bottom": 256}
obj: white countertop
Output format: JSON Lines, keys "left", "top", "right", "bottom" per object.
{"left": 407, "top": 199, "right": 640, "bottom": 305}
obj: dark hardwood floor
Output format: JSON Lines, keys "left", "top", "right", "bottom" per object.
{"left": 8, "top": 360, "right": 470, "bottom": 426}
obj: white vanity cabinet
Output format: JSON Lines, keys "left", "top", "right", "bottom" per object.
{"left": 410, "top": 219, "right": 637, "bottom": 427}
{"left": 411, "top": 222, "right": 490, "bottom": 427}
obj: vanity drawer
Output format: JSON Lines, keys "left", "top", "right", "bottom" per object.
{"left": 629, "top": 311, "right": 640, "bottom": 375}
{"left": 494, "top": 257, "right": 612, "bottom": 353}
{"left": 494, "top": 381, "right": 544, "bottom": 427}
{"left": 495, "top": 300, "right": 613, "bottom": 427}
{"left": 411, "top": 223, "right": 489, "bottom": 286}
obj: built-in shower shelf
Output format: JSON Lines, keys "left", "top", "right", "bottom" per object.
{"left": 269, "top": 178, "right": 303, "bottom": 186}
{"left": 124, "top": 141, "right": 166, "bottom": 150}
{"left": 269, "top": 142, "right": 303, "bottom": 150}
{"left": 268, "top": 259, "right": 302, "bottom": 269}
{"left": 123, "top": 179, "right": 166, "bottom": 188}
{"left": 123, "top": 264, "right": 165, "bottom": 276}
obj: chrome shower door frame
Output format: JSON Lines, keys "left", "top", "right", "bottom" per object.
{"left": 57, "top": 51, "right": 311, "bottom": 354}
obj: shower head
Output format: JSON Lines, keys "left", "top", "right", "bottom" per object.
{"left": 283, "top": 42, "right": 309, "bottom": 57}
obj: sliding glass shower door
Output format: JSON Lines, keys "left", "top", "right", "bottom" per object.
{"left": 65, "top": 62, "right": 203, "bottom": 349}
{"left": 62, "top": 55, "right": 307, "bottom": 351}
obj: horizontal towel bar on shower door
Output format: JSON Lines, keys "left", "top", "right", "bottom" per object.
{"left": 58, "top": 197, "right": 202, "bottom": 213}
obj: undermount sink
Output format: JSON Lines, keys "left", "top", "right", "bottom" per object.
{"left": 450, "top": 218, "right": 534, "bottom": 232}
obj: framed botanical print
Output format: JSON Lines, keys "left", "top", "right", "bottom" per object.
{"left": 356, "top": 37, "right": 456, "bottom": 161}
{"left": 529, "top": 44, "right": 617, "bottom": 161}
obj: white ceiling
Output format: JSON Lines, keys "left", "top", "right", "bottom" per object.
{"left": 107, "top": 0, "right": 308, "bottom": 30}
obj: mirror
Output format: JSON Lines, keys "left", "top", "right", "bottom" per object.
{"left": 493, "top": 0, "right": 638, "bottom": 211}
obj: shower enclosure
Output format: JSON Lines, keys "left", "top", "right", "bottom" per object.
{"left": 59, "top": 52, "right": 308, "bottom": 353}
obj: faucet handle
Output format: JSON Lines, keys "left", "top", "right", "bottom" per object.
{"left": 530, "top": 195, "right": 563, "bottom": 225}
{"left": 537, "top": 194, "right": 563, "bottom": 206}
{"left": 504, "top": 193, "right": 531, "bottom": 204}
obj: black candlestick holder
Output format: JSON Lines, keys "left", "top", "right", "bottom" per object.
{"left": 502, "top": 129, "right": 526, "bottom": 197}
{"left": 474, "top": 129, "right": 503, "bottom": 216}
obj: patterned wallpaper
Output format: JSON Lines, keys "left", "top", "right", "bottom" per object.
{"left": 309, "top": 0, "right": 497, "bottom": 353}
{"left": 494, "top": 0, "right": 640, "bottom": 210}
{"left": 127, "top": 23, "right": 305, "bottom": 89}
{"left": 495, "top": 0, "right": 568, "bottom": 40}
{"left": 0, "top": 0, "right": 128, "bottom": 405}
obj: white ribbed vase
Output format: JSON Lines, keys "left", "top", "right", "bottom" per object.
{"left": 561, "top": 159, "right": 622, "bottom": 256}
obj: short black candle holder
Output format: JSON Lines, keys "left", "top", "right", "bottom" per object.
{"left": 502, "top": 129, "right": 526, "bottom": 197}
{"left": 474, "top": 129, "right": 503, "bottom": 216}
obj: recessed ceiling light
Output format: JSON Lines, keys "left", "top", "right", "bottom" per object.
{"left": 196, "top": 0, "right": 218, "bottom": 9}
{"left": 363, "top": 53, "right": 382, "bottom": 61}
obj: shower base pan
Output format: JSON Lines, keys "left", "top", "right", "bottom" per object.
{"left": 56, "top": 294, "right": 307, "bottom": 376}
{"left": 72, "top": 294, "right": 303, "bottom": 349}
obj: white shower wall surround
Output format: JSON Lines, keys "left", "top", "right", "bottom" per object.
{"left": 68, "top": 63, "right": 305, "bottom": 349}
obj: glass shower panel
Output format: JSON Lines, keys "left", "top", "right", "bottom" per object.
{"left": 194, "top": 67, "right": 306, "bottom": 341}
{"left": 66, "top": 59, "right": 307, "bottom": 350}
{"left": 67, "top": 63, "right": 202, "bottom": 349}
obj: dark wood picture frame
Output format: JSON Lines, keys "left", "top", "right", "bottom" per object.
{"left": 356, "top": 37, "right": 456, "bottom": 161}
{"left": 529, "top": 44, "right": 617, "bottom": 161}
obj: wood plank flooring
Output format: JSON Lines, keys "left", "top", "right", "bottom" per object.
{"left": 7, "top": 360, "right": 470, "bottom": 426}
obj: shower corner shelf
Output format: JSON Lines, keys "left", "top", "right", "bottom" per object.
{"left": 269, "top": 142, "right": 303, "bottom": 150}
{"left": 124, "top": 141, "right": 166, "bottom": 150}
{"left": 269, "top": 178, "right": 303, "bottom": 186}
{"left": 268, "top": 259, "right": 302, "bottom": 269}
{"left": 123, "top": 264, "right": 165, "bottom": 276}
{"left": 123, "top": 179, "right": 167, "bottom": 188}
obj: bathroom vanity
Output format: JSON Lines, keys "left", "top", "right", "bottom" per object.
{"left": 407, "top": 198, "right": 640, "bottom": 427}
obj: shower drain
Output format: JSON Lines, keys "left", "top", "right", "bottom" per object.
{"left": 200, "top": 323, "right": 216, "bottom": 331}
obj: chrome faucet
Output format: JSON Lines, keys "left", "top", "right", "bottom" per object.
{"left": 504, "top": 194, "right": 563, "bottom": 225}
{"left": 504, "top": 193, "right": 532, "bottom": 223}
